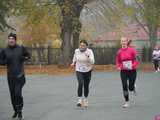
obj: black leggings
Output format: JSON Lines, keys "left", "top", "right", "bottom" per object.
{"left": 8, "top": 75, "right": 25, "bottom": 113}
{"left": 76, "top": 71, "right": 92, "bottom": 98}
{"left": 153, "top": 60, "right": 159, "bottom": 71}
{"left": 120, "top": 70, "right": 137, "bottom": 102}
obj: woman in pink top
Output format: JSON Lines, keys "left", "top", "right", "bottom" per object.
{"left": 116, "top": 37, "right": 139, "bottom": 108}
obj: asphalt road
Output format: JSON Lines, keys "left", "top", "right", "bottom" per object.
{"left": 0, "top": 71, "right": 160, "bottom": 120}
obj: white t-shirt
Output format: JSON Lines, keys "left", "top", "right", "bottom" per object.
{"left": 152, "top": 50, "right": 160, "bottom": 60}
{"left": 72, "top": 48, "right": 95, "bottom": 72}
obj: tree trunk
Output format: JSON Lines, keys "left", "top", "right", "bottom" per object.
{"left": 57, "top": 0, "right": 87, "bottom": 67}
{"left": 60, "top": 29, "right": 72, "bottom": 66}
{"left": 148, "top": 25, "right": 157, "bottom": 48}
{"left": 72, "top": 31, "right": 80, "bottom": 51}
{"left": 59, "top": 18, "right": 72, "bottom": 67}
{"left": 72, "top": 4, "right": 84, "bottom": 52}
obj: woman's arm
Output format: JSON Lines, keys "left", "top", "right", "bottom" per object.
{"left": 86, "top": 49, "right": 95, "bottom": 64}
{"left": 71, "top": 49, "right": 77, "bottom": 66}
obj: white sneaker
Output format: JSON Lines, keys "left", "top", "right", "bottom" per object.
{"left": 122, "top": 102, "right": 130, "bottom": 108}
{"left": 83, "top": 99, "right": 88, "bottom": 107}
{"left": 158, "top": 68, "right": 160, "bottom": 72}
{"left": 77, "top": 98, "right": 83, "bottom": 107}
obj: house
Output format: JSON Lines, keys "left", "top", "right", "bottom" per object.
{"left": 92, "top": 23, "right": 160, "bottom": 48}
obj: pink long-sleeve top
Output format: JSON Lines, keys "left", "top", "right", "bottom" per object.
{"left": 116, "top": 47, "right": 139, "bottom": 70}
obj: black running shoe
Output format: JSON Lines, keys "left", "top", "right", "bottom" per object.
{"left": 17, "top": 112, "right": 23, "bottom": 120}
{"left": 12, "top": 112, "right": 17, "bottom": 119}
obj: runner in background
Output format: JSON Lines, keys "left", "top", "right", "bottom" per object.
{"left": 152, "top": 45, "right": 160, "bottom": 72}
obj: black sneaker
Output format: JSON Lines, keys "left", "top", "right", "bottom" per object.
{"left": 17, "top": 112, "right": 23, "bottom": 120}
{"left": 12, "top": 112, "right": 18, "bottom": 119}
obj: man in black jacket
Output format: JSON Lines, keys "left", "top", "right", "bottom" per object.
{"left": 0, "top": 33, "right": 30, "bottom": 120}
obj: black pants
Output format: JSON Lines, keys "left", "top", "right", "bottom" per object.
{"left": 153, "top": 60, "right": 159, "bottom": 71}
{"left": 76, "top": 71, "right": 92, "bottom": 98}
{"left": 8, "top": 75, "right": 25, "bottom": 113}
{"left": 120, "top": 70, "right": 137, "bottom": 102}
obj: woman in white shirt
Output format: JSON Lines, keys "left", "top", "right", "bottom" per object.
{"left": 152, "top": 45, "right": 160, "bottom": 72}
{"left": 71, "top": 40, "right": 95, "bottom": 107}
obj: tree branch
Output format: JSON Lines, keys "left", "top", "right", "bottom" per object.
{"left": 134, "top": 15, "right": 149, "bottom": 35}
